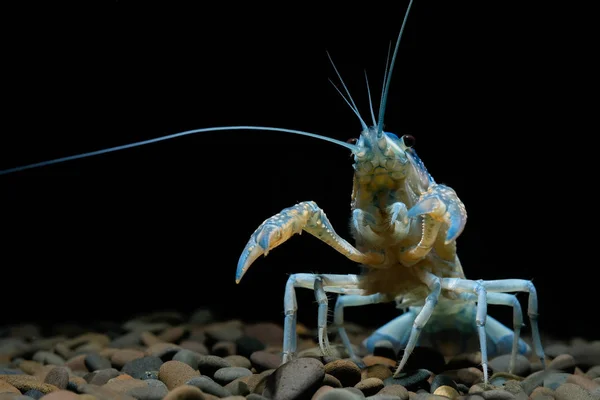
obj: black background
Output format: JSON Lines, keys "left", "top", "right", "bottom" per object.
{"left": 1, "top": 2, "right": 595, "bottom": 340}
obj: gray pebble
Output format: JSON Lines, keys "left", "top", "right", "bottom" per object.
{"left": 543, "top": 372, "right": 571, "bottom": 390}
{"left": 43, "top": 366, "right": 69, "bottom": 389}
{"left": 126, "top": 379, "right": 169, "bottom": 400}
{"left": 480, "top": 390, "right": 516, "bottom": 399}
{"left": 545, "top": 343, "right": 570, "bottom": 358}
{"left": 384, "top": 369, "right": 431, "bottom": 392}
{"left": 173, "top": 349, "right": 199, "bottom": 370}
{"left": 225, "top": 378, "right": 250, "bottom": 396}
{"left": 88, "top": 368, "right": 120, "bottom": 385}
{"left": 186, "top": 375, "right": 232, "bottom": 397}
{"left": 554, "top": 382, "right": 595, "bottom": 400}
{"left": 263, "top": 357, "right": 325, "bottom": 400}
{"left": 247, "top": 394, "right": 270, "bottom": 400}
{"left": 214, "top": 367, "right": 253, "bottom": 385}
{"left": 31, "top": 350, "right": 65, "bottom": 366}
{"left": 22, "top": 390, "right": 44, "bottom": 400}
{"left": 586, "top": 365, "right": 600, "bottom": 379}
{"left": 235, "top": 336, "right": 266, "bottom": 359}
{"left": 365, "top": 395, "right": 402, "bottom": 400}
{"left": 212, "top": 341, "right": 237, "bottom": 357}
{"left": 489, "top": 354, "right": 530, "bottom": 376}
{"left": 319, "top": 388, "right": 364, "bottom": 400}
{"left": 197, "top": 354, "right": 232, "bottom": 377}
{"left": 224, "top": 355, "right": 252, "bottom": 369}
{"left": 84, "top": 352, "right": 112, "bottom": 371}
{"left": 251, "top": 351, "right": 281, "bottom": 372}
{"left": 343, "top": 387, "right": 365, "bottom": 398}
{"left": 121, "top": 355, "right": 164, "bottom": 380}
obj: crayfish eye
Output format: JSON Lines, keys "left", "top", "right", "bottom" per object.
{"left": 401, "top": 134, "right": 415, "bottom": 148}
{"left": 347, "top": 138, "right": 358, "bottom": 144}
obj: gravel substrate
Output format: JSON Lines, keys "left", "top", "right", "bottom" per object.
{"left": 1, "top": 310, "right": 599, "bottom": 400}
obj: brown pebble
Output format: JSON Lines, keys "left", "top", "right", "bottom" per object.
{"left": 311, "top": 385, "right": 334, "bottom": 400}
{"left": 146, "top": 342, "right": 182, "bottom": 358}
{"left": 163, "top": 384, "right": 205, "bottom": 400}
{"left": 378, "top": 384, "right": 409, "bottom": 400}
{"left": 555, "top": 382, "right": 595, "bottom": 400}
{"left": 432, "top": 385, "right": 460, "bottom": 399}
{"left": 224, "top": 355, "right": 252, "bottom": 369}
{"left": 99, "top": 347, "right": 119, "bottom": 359}
{"left": 17, "top": 360, "right": 44, "bottom": 375}
{"left": 140, "top": 331, "right": 162, "bottom": 346}
{"left": 104, "top": 378, "right": 147, "bottom": 393}
{"left": 65, "top": 354, "right": 88, "bottom": 372}
{"left": 355, "top": 377, "right": 384, "bottom": 396}
{"left": 566, "top": 373, "right": 600, "bottom": 392}
{"left": 158, "top": 326, "right": 187, "bottom": 343}
{"left": 44, "top": 366, "right": 70, "bottom": 389}
{"left": 530, "top": 386, "right": 555, "bottom": 398}
{"left": 362, "top": 355, "right": 397, "bottom": 368}
{"left": 548, "top": 354, "right": 577, "bottom": 373}
{"left": 0, "top": 374, "right": 60, "bottom": 394}
{"left": 243, "top": 323, "right": 284, "bottom": 346}
{"left": 323, "top": 373, "right": 342, "bottom": 388}
{"left": 110, "top": 349, "right": 146, "bottom": 368}
{"left": 64, "top": 333, "right": 110, "bottom": 349}
{"left": 180, "top": 340, "right": 210, "bottom": 355}
{"left": 158, "top": 360, "right": 201, "bottom": 390}
{"left": 39, "top": 390, "right": 81, "bottom": 399}
{"left": 324, "top": 359, "right": 362, "bottom": 387}
{"left": 0, "top": 380, "right": 20, "bottom": 394}
{"left": 361, "top": 364, "right": 392, "bottom": 381}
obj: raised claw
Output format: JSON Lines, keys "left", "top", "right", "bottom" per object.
{"left": 399, "top": 184, "right": 467, "bottom": 264}
{"left": 236, "top": 203, "right": 310, "bottom": 283}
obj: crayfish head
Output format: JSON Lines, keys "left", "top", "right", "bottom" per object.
{"left": 351, "top": 126, "right": 415, "bottom": 184}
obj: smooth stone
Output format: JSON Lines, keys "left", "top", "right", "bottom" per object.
{"left": 263, "top": 357, "right": 325, "bottom": 400}
{"left": 121, "top": 356, "right": 163, "bottom": 380}
{"left": 214, "top": 367, "right": 253, "bottom": 385}
{"left": 186, "top": 376, "right": 231, "bottom": 398}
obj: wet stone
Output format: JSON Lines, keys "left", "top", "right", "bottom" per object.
{"left": 22, "top": 389, "right": 44, "bottom": 399}
{"left": 318, "top": 388, "right": 363, "bottom": 400}
{"left": 548, "top": 354, "right": 577, "bottom": 373}
{"left": 197, "top": 355, "right": 232, "bottom": 377}
{"left": 396, "top": 347, "right": 445, "bottom": 375}
{"left": 126, "top": 378, "right": 169, "bottom": 400}
{"left": 186, "top": 376, "right": 232, "bottom": 398}
{"left": 372, "top": 341, "right": 397, "bottom": 361}
{"left": 323, "top": 374, "right": 343, "bottom": 388}
{"left": 158, "top": 360, "right": 200, "bottom": 390}
{"left": 488, "top": 354, "right": 530, "bottom": 377}
{"left": 324, "top": 360, "right": 362, "bottom": 388}
{"left": 251, "top": 351, "right": 281, "bottom": 373}
{"left": 554, "top": 382, "right": 595, "bottom": 400}
{"left": 377, "top": 384, "right": 409, "bottom": 400}
{"left": 355, "top": 377, "right": 384, "bottom": 396}
{"left": 263, "top": 357, "right": 325, "bottom": 400}
{"left": 173, "top": 349, "right": 199, "bottom": 370}
{"left": 235, "top": 336, "right": 266, "bottom": 359}
{"left": 84, "top": 352, "right": 111, "bottom": 371}
{"left": 212, "top": 342, "right": 237, "bottom": 358}
{"left": 31, "top": 351, "right": 64, "bottom": 366}
{"left": 43, "top": 366, "right": 69, "bottom": 389}
{"left": 429, "top": 374, "right": 458, "bottom": 393}
{"left": 384, "top": 369, "right": 431, "bottom": 392}
{"left": 121, "top": 356, "right": 164, "bottom": 380}
{"left": 214, "top": 367, "right": 253, "bottom": 385}
{"left": 224, "top": 355, "right": 252, "bottom": 369}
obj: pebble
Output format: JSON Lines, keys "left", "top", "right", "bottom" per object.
{"left": 224, "top": 355, "right": 252, "bottom": 369}
{"left": 324, "top": 360, "right": 362, "bottom": 387}
{"left": 251, "top": 351, "right": 281, "bottom": 372}
{"left": 83, "top": 352, "right": 111, "bottom": 371}
{"left": 263, "top": 357, "right": 325, "bottom": 400}
{"left": 384, "top": 369, "right": 431, "bottom": 392}
{"left": 377, "top": 384, "right": 409, "bottom": 400}
{"left": 126, "top": 378, "right": 169, "bottom": 400}
{"left": 173, "top": 349, "right": 200, "bottom": 370}
{"left": 43, "top": 367, "right": 69, "bottom": 389}
{"left": 158, "top": 360, "right": 200, "bottom": 390}
{"left": 355, "top": 377, "right": 384, "bottom": 396}
{"left": 396, "top": 347, "right": 445, "bottom": 374}
{"left": 488, "top": 355, "right": 531, "bottom": 377}
{"left": 163, "top": 384, "right": 205, "bottom": 400}
{"left": 554, "top": 382, "right": 595, "bottom": 400}
{"left": 547, "top": 354, "right": 577, "bottom": 373}
{"left": 214, "top": 367, "right": 253, "bottom": 385}
{"left": 197, "top": 355, "right": 232, "bottom": 377}
{"left": 186, "top": 376, "right": 232, "bottom": 397}
{"left": 122, "top": 356, "right": 164, "bottom": 380}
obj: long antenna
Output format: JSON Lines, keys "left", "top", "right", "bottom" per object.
{"left": 377, "top": 0, "right": 415, "bottom": 135}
